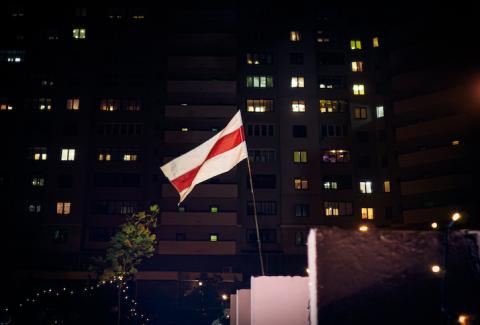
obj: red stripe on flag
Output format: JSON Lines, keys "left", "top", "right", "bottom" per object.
{"left": 170, "top": 126, "right": 245, "bottom": 193}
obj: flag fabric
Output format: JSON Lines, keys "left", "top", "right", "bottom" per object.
{"left": 160, "top": 110, "right": 248, "bottom": 204}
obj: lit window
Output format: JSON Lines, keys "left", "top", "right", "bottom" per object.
{"left": 100, "top": 99, "right": 119, "bottom": 112}
{"left": 125, "top": 99, "right": 141, "bottom": 112}
{"left": 293, "top": 151, "right": 308, "bottom": 163}
{"left": 323, "top": 181, "right": 337, "bottom": 190}
{"left": 0, "top": 103, "right": 13, "bottom": 111}
{"left": 294, "top": 177, "right": 309, "bottom": 190}
{"left": 61, "top": 149, "right": 75, "bottom": 161}
{"left": 324, "top": 201, "right": 353, "bottom": 216}
{"left": 210, "top": 206, "right": 219, "bottom": 213}
{"left": 290, "top": 31, "right": 301, "bottom": 42}
{"left": 376, "top": 106, "right": 384, "bottom": 118}
{"left": 361, "top": 207, "right": 374, "bottom": 220}
{"left": 123, "top": 154, "right": 138, "bottom": 161}
{"left": 246, "top": 53, "right": 273, "bottom": 65}
{"left": 67, "top": 98, "right": 80, "bottom": 111}
{"left": 359, "top": 181, "right": 373, "bottom": 194}
{"left": 32, "top": 177, "right": 45, "bottom": 187}
{"left": 32, "top": 147, "right": 48, "bottom": 161}
{"left": 291, "top": 100, "right": 306, "bottom": 112}
{"left": 56, "top": 202, "right": 71, "bottom": 215}
{"left": 354, "top": 107, "right": 368, "bottom": 119}
{"left": 384, "top": 180, "right": 391, "bottom": 193}
{"left": 350, "top": 40, "right": 362, "bottom": 50}
{"left": 210, "top": 234, "right": 218, "bottom": 242}
{"left": 247, "top": 99, "right": 274, "bottom": 113}
{"left": 1, "top": 50, "right": 25, "bottom": 63}
{"left": 452, "top": 140, "right": 460, "bottom": 146}
{"left": 72, "top": 28, "right": 86, "bottom": 39}
{"left": 246, "top": 76, "right": 274, "bottom": 88}
{"left": 322, "top": 149, "right": 350, "bottom": 163}
{"left": 41, "top": 80, "right": 54, "bottom": 87}
{"left": 291, "top": 77, "right": 305, "bottom": 88}
{"left": 28, "top": 203, "right": 42, "bottom": 213}
{"left": 316, "top": 30, "right": 330, "bottom": 43}
{"left": 372, "top": 37, "right": 379, "bottom": 48}
{"left": 37, "top": 98, "right": 52, "bottom": 111}
{"left": 353, "top": 84, "right": 365, "bottom": 95}
{"left": 319, "top": 100, "right": 347, "bottom": 113}
{"left": 98, "top": 153, "right": 111, "bottom": 161}
{"left": 351, "top": 61, "right": 364, "bottom": 72}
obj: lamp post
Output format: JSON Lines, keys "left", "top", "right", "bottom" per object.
{"left": 441, "top": 212, "right": 461, "bottom": 323}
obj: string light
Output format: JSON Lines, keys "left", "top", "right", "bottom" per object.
{"left": 3, "top": 277, "right": 151, "bottom": 323}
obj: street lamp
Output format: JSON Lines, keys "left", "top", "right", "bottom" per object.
{"left": 441, "top": 212, "right": 462, "bottom": 322}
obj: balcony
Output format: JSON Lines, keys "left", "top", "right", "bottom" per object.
{"left": 162, "top": 183, "right": 238, "bottom": 198}
{"left": 400, "top": 174, "right": 471, "bottom": 196}
{"left": 164, "top": 130, "right": 215, "bottom": 143}
{"left": 167, "top": 80, "right": 236, "bottom": 103}
{"left": 403, "top": 205, "right": 460, "bottom": 224}
{"left": 168, "top": 56, "right": 236, "bottom": 79}
{"left": 396, "top": 114, "right": 467, "bottom": 142}
{"left": 165, "top": 105, "right": 237, "bottom": 118}
{"left": 398, "top": 145, "right": 467, "bottom": 168}
{"left": 161, "top": 212, "right": 238, "bottom": 226}
{"left": 168, "top": 34, "right": 237, "bottom": 55}
{"left": 157, "top": 240, "right": 236, "bottom": 255}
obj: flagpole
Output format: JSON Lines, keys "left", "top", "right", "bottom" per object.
{"left": 246, "top": 156, "right": 266, "bottom": 276}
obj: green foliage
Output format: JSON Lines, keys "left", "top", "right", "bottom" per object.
{"left": 91, "top": 205, "right": 159, "bottom": 281}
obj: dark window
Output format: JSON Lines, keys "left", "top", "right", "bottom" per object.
{"left": 63, "top": 123, "right": 78, "bottom": 136}
{"left": 385, "top": 207, "right": 393, "bottom": 219}
{"left": 247, "top": 201, "right": 277, "bottom": 215}
{"left": 93, "top": 173, "right": 140, "bottom": 187}
{"left": 317, "top": 52, "right": 345, "bottom": 65}
{"left": 295, "top": 231, "right": 307, "bottom": 246}
{"left": 378, "top": 130, "right": 387, "bottom": 142}
{"left": 248, "top": 175, "right": 276, "bottom": 189}
{"left": 356, "top": 131, "right": 369, "bottom": 143}
{"left": 246, "top": 124, "right": 275, "bottom": 137}
{"left": 247, "top": 229, "right": 277, "bottom": 243}
{"left": 292, "top": 125, "right": 307, "bottom": 138}
{"left": 176, "top": 233, "right": 186, "bottom": 241}
{"left": 53, "top": 229, "right": 68, "bottom": 244}
{"left": 58, "top": 174, "right": 73, "bottom": 188}
{"left": 289, "top": 53, "right": 304, "bottom": 65}
{"left": 321, "top": 124, "right": 348, "bottom": 139}
{"left": 92, "top": 200, "right": 140, "bottom": 214}
{"left": 89, "top": 227, "right": 114, "bottom": 242}
{"left": 248, "top": 149, "right": 276, "bottom": 163}
{"left": 295, "top": 204, "right": 309, "bottom": 217}
{"left": 358, "top": 156, "right": 371, "bottom": 168}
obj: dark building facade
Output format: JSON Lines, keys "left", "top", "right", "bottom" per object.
{"left": 1, "top": 2, "right": 478, "bottom": 323}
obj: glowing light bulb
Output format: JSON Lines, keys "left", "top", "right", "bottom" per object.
{"left": 452, "top": 212, "right": 461, "bottom": 222}
{"left": 431, "top": 222, "right": 438, "bottom": 229}
{"left": 221, "top": 294, "right": 228, "bottom": 301}
{"left": 359, "top": 225, "right": 369, "bottom": 232}
{"left": 431, "top": 265, "right": 441, "bottom": 273}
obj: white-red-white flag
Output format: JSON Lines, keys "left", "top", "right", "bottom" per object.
{"left": 160, "top": 110, "right": 248, "bottom": 204}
